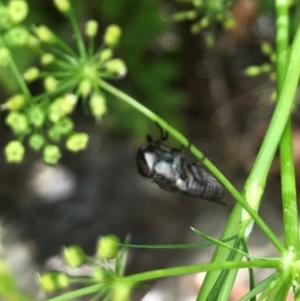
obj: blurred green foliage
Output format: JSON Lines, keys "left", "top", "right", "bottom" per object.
{"left": 99, "top": 0, "right": 183, "bottom": 137}
{"left": 0, "top": 0, "right": 183, "bottom": 139}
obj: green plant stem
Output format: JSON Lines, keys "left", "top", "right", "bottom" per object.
{"left": 276, "top": 0, "right": 299, "bottom": 250}
{"left": 8, "top": 58, "right": 32, "bottom": 99}
{"left": 68, "top": 9, "right": 87, "bottom": 59}
{"left": 0, "top": 37, "right": 31, "bottom": 99}
{"left": 45, "top": 284, "right": 103, "bottom": 301}
{"left": 125, "top": 259, "right": 280, "bottom": 283}
{"left": 240, "top": 273, "right": 280, "bottom": 301}
{"left": 99, "top": 79, "right": 285, "bottom": 254}
{"left": 244, "top": 21, "right": 300, "bottom": 225}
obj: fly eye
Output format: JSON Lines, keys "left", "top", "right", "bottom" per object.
{"left": 137, "top": 160, "right": 150, "bottom": 177}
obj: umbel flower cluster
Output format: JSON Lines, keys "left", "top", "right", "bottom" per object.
{"left": 0, "top": 0, "right": 127, "bottom": 164}
{"left": 38, "top": 234, "right": 135, "bottom": 301}
{"left": 173, "top": 0, "right": 235, "bottom": 46}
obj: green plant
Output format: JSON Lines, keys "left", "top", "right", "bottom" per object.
{"left": 1, "top": 0, "right": 300, "bottom": 300}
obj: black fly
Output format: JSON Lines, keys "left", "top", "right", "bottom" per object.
{"left": 136, "top": 124, "right": 225, "bottom": 203}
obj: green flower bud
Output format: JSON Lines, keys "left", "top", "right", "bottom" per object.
{"left": 53, "top": 0, "right": 70, "bottom": 13}
{"left": 0, "top": 7, "right": 13, "bottom": 30}
{"left": 223, "top": 17, "right": 235, "bottom": 30}
{"left": 78, "top": 79, "right": 92, "bottom": 97}
{"left": 44, "top": 76, "right": 57, "bottom": 91}
{"left": 199, "top": 17, "right": 209, "bottom": 29}
{"left": 57, "top": 272, "right": 70, "bottom": 288}
{"left": 261, "top": 63, "right": 271, "bottom": 73}
{"left": 110, "top": 279, "right": 132, "bottom": 301}
{"left": 40, "top": 53, "right": 55, "bottom": 65}
{"left": 5, "top": 112, "right": 29, "bottom": 134}
{"left": 5, "top": 94, "right": 25, "bottom": 111}
{"left": 92, "top": 267, "right": 105, "bottom": 282}
{"left": 191, "top": 22, "right": 201, "bottom": 34}
{"left": 38, "top": 272, "right": 70, "bottom": 292}
{"left": 27, "top": 106, "right": 45, "bottom": 127}
{"left": 205, "top": 34, "right": 215, "bottom": 47}
{"left": 90, "top": 93, "right": 107, "bottom": 119}
{"left": 48, "top": 126, "right": 62, "bottom": 142}
{"left": 0, "top": 47, "right": 11, "bottom": 67}
{"left": 43, "top": 145, "right": 61, "bottom": 165}
{"left": 4, "top": 140, "right": 25, "bottom": 163}
{"left": 28, "top": 133, "right": 45, "bottom": 151}
{"left": 23, "top": 67, "right": 39, "bottom": 82}
{"left": 35, "top": 25, "right": 56, "bottom": 43}
{"left": 62, "top": 94, "right": 77, "bottom": 114}
{"left": 85, "top": 20, "right": 98, "bottom": 37}
{"left": 104, "top": 24, "right": 121, "bottom": 46}
{"left": 245, "top": 66, "right": 262, "bottom": 77}
{"left": 270, "top": 53, "right": 276, "bottom": 63}
{"left": 38, "top": 273, "right": 56, "bottom": 292}
{"left": 97, "top": 234, "right": 120, "bottom": 260}
{"left": 105, "top": 59, "right": 127, "bottom": 77}
{"left": 66, "top": 132, "right": 89, "bottom": 152}
{"left": 173, "top": 11, "right": 196, "bottom": 21}
{"left": 99, "top": 49, "right": 113, "bottom": 61}
{"left": 261, "top": 42, "right": 273, "bottom": 56}
{"left": 26, "top": 35, "right": 40, "bottom": 47}
{"left": 48, "top": 99, "right": 64, "bottom": 123}
{"left": 8, "top": 0, "right": 28, "bottom": 23}
{"left": 63, "top": 245, "right": 87, "bottom": 268}
{"left": 55, "top": 117, "right": 74, "bottom": 134}
{"left": 4, "top": 26, "right": 29, "bottom": 47}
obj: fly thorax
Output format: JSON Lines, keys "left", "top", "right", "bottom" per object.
{"left": 154, "top": 161, "right": 174, "bottom": 179}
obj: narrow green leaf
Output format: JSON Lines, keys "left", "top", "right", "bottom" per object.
{"left": 191, "top": 228, "right": 249, "bottom": 257}
{"left": 238, "top": 273, "right": 279, "bottom": 301}
{"left": 241, "top": 239, "right": 256, "bottom": 301}
{"left": 121, "top": 235, "right": 237, "bottom": 250}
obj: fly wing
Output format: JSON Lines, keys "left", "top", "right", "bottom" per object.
{"left": 151, "top": 173, "right": 179, "bottom": 192}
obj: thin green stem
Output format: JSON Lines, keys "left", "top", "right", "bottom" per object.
{"left": 8, "top": 58, "right": 32, "bottom": 99}
{"left": 67, "top": 9, "right": 87, "bottom": 59}
{"left": 99, "top": 79, "right": 285, "bottom": 254}
{"left": 125, "top": 259, "right": 280, "bottom": 283}
{"left": 276, "top": 0, "right": 299, "bottom": 250}
{"left": 244, "top": 22, "right": 300, "bottom": 222}
{"left": 0, "top": 36, "right": 31, "bottom": 99}
{"left": 239, "top": 273, "right": 280, "bottom": 301}
{"left": 45, "top": 284, "right": 103, "bottom": 301}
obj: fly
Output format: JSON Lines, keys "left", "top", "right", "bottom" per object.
{"left": 136, "top": 124, "right": 225, "bottom": 203}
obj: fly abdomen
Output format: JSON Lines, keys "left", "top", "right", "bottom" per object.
{"left": 187, "top": 165, "right": 225, "bottom": 203}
